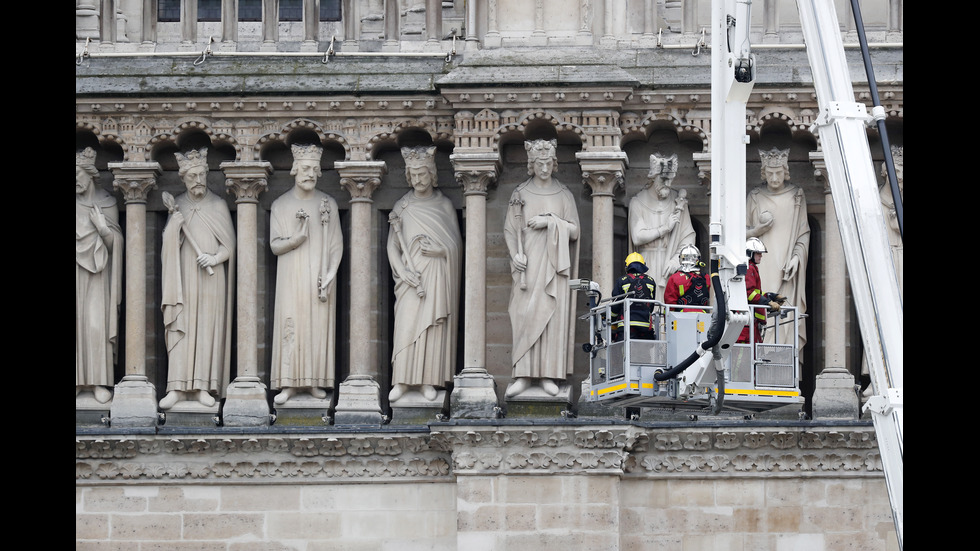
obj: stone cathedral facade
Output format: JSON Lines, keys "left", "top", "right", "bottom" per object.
{"left": 76, "top": 1, "right": 902, "bottom": 549}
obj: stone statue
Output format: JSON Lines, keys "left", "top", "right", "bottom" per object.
{"left": 880, "top": 145, "right": 903, "bottom": 297}
{"left": 159, "top": 148, "right": 235, "bottom": 410}
{"left": 746, "top": 147, "right": 810, "bottom": 347}
{"left": 76, "top": 147, "right": 123, "bottom": 404}
{"left": 270, "top": 144, "right": 344, "bottom": 405}
{"left": 628, "top": 152, "right": 696, "bottom": 302}
{"left": 504, "top": 139, "right": 581, "bottom": 398}
{"left": 387, "top": 146, "right": 462, "bottom": 403}
{"left": 862, "top": 145, "right": 903, "bottom": 397}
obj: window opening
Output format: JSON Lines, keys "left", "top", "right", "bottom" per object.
{"left": 280, "top": 0, "right": 302, "bottom": 22}
{"left": 199, "top": 0, "right": 221, "bottom": 22}
{"left": 239, "top": 0, "right": 262, "bottom": 22}
{"left": 320, "top": 0, "right": 342, "bottom": 21}
{"left": 159, "top": 0, "right": 180, "bottom": 22}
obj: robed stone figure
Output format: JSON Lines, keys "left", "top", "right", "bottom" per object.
{"left": 628, "top": 152, "right": 696, "bottom": 302}
{"left": 159, "top": 148, "right": 235, "bottom": 409}
{"left": 387, "top": 146, "right": 462, "bottom": 403}
{"left": 76, "top": 147, "right": 123, "bottom": 404}
{"left": 746, "top": 147, "right": 810, "bottom": 348}
{"left": 504, "top": 139, "right": 581, "bottom": 398}
{"left": 270, "top": 143, "right": 343, "bottom": 405}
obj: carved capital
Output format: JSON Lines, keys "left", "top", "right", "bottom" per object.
{"left": 692, "top": 152, "right": 712, "bottom": 188}
{"left": 108, "top": 162, "right": 161, "bottom": 203}
{"left": 336, "top": 161, "right": 386, "bottom": 203}
{"left": 220, "top": 161, "right": 272, "bottom": 203}
{"left": 451, "top": 153, "right": 501, "bottom": 197}
{"left": 808, "top": 152, "right": 829, "bottom": 193}
{"left": 581, "top": 170, "right": 624, "bottom": 197}
{"left": 576, "top": 151, "right": 627, "bottom": 197}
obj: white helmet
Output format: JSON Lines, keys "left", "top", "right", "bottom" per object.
{"left": 678, "top": 244, "right": 701, "bottom": 272}
{"left": 746, "top": 237, "right": 767, "bottom": 261}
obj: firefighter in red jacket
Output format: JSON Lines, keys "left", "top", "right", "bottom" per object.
{"left": 738, "top": 238, "right": 785, "bottom": 343}
{"left": 664, "top": 244, "right": 711, "bottom": 313}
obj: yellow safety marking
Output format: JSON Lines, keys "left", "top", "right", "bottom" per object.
{"left": 641, "top": 383, "right": 655, "bottom": 389}
{"left": 598, "top": 383, "right": 628, "bottom": 395}
{"left": 716, "top": 388, "right": 800, "bottom": 397}
{"left": 697, "top": 321, "right": 705, "bottom": 332}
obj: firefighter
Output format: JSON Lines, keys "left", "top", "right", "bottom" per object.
{"left": 737, "top": 237, "right": 785, "bottom": 343}
{"left": 664, "top": 244, "right": 711, "bottom": 313}
{"left": 612, "top": 252, "right": 658, "bottom": 341}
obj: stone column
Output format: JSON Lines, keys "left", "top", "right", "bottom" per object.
{"left": 449, "top": 153, "right": 501, "bottom": 418}
{"left": 141, "top": 0, "right": 158, "bottom": 46}
{"left": 484, "top": 0, "right": 500, "bottom": 47}
{"left": 530, "top": 0, "right": 547, "bottom": 45}
{"left": 425, "top": 0, "right": 441, "bottom": 45}
{"left": 181, "top": 0, "right": 198, "bottom": 45}
{"left": 220, "top": 162, "right": 273, "bottom": 426}
{"left": 464, "top": 0, "right": 479, "bottom": 50}
{"left": 577, "top": 151, "right": 627, "bottom": 296}
{"left": 383, "top": 0, "right": 400, "bottom": 51}
{"left": 100, "top": 0, "right": 117, "bottom": 44}
{"left": 810, "top": 154, "right": 859, "bottom": 419}
{"left": 343, "top": 0, "right": 358, "bottom": 48}
{"left": 334, "top": 161, "right": 386, "bottom": 425}
{"left": 261, "top": 0, "right": 277, "bottom": 51}
{"left": 108, "top": 162, "right": 161, "bottom": 427}
{"left": 301, "top": 0, "right": 318, "bottom": 50}
{"left": 221, "top": 0, "right": 237, "bottom": 45}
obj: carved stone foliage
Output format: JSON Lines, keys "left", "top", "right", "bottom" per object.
{"left": 76, "top": 424, "right": 883, "bottom": 483}
{"left": 76, "top": 433, "right": 453, "bottom": 483}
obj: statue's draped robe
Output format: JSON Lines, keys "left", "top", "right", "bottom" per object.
{"left": 76, "top": 190, "right": 124, "bottom": 387}
{"left": 746, "top": 183, "right": 810, "bottom": 348}
{"left": 628, "top": 189, "right": 696, "bottom": 302}
{"left": 270, "top": 190, "right": 343, "bottom": 389}
{"left": 881, "top": 184, "right": 903, "bottom": 299}
{"left": 388, "top": 190, "right": 462, "bottom": 386}
{"left": 161, "top": 191, "right": 236, "bottom": 396}
{"left": 505, "top": 179, "right": 580, "bottom": 380}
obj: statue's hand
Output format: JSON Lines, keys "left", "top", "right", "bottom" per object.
{"left": 419, "top": 237, "right": 445, "bottom": 257}
{"left": 513, "top": 253, "right": 528, "bottom": 271}
{"left": 667, "top": 211, "right": 680, "bottom": 229}
{"left": 527, "top": 215, "right": 550, "bottom": 229}
{"left": 90, "top": 206, "right": 109, "bottom": 236}
{"left": 402, "top": 269, "right": 420, "bottom": 288}
{"left": 783, "top": 255, "right": 800, "bottom": 280}
{"left": 197, "top": 253, "right": 218, "bottom": 268}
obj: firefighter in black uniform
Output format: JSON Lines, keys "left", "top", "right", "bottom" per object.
{"left": 612, "top": 252, "right": 658, "bottom": 341}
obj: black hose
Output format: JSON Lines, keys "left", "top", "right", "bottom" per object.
{"left": 654, "top": 259, "right": 727, "bottom": 381}
{"left": 850, "top": 0, "right": 903, "bottom": 240}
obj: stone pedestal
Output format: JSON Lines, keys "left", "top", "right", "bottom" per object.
{"left": 273, "top": 392, "right": 333, "bottom": 426}
{"left": 812, "top": 368, "right": 860, "bottom": 419}
{"left": 505, "top": 383, "right": 573, "bottom": 418}
{"left": 221, "top": 380, "right": 272, "bottom": 427}
{"left": 76, "top": 391, "right": 111, "bottom": 428}
{"left": 450, "top": 368, "right": 500, "bottom": 419}
{"left": 162, "top": 401, "right": 220, "bottom": 428}
{"left": 390, "top": 389, "right": 449, "bottom": 425}
{"left": 108, "top": 376, "right": 160, "bottom": 427}
{"left": 333, "top": 376, "right": 385, "bottom": 426}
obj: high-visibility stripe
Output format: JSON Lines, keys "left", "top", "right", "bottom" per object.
{"left": 717, "top": 387, "right": 800, "bottom": 397}
{"left": 597, "top": 383, "right": 628, "bottom": 395}
{"left": 678, "top": 284, "right": 685, "bottom": 295}
{"left": 748, "top": 289, "right": 761, "bottom": 300}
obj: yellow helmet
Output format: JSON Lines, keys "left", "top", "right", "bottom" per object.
{"left": 625, "top": 252, "right": 645, "bottom": 266}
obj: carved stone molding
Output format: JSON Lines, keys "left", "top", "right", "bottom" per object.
{"left": 77, "top": 423, "right": 882, "bottom": 483}
{"left": 336, "top": 161, "right": 386, "bottom": 203}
